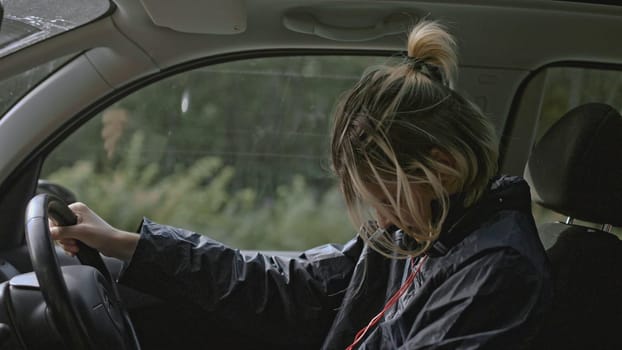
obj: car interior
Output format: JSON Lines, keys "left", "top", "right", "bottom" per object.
{"left": 0, "top": 0, "right": 621, "bottom": 349}
{"left": 526, "top": 103, "right": 622, "bottom": 349}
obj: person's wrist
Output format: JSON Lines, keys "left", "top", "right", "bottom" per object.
{"left": 118, "top": 230, "right": 140, "bottom": 262}
{"left": 107, "top": 229, "right": 139, "bottom": 262}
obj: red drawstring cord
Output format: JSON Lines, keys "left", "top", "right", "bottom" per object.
{"left": 345, "top": 255, "right": 428, "bottom": 350}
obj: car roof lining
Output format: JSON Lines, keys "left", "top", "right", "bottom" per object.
{"left": 108, "top": 0, "right": 622, "bottom": 71}
{"left": 2, "top": 0, "right": 621, "bottom": 80}
{"left": 139, "top": 0, "right": 246, "bottom": 35}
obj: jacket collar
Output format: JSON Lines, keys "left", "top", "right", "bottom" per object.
{"left": 400, "top": 176, "right": 532, "bottom": 257}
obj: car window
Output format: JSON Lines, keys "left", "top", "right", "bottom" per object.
{"left": 529, "top": 66, "right": 622, "bottom": 237}
{"left": 41, "top": 56, "right": 391, "bottom": 250}
{"left": 0, "top": 0, "right": 110, "bottom": 58}
{"left": 0, "top": 54, "right": 74, "bottom": 117}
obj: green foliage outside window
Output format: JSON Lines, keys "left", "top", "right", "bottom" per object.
{"left": 45, "top": 131, "right": 353, "bottom": 250}
{"left": 41, "top": 56, "right": 391, "bottom": 250}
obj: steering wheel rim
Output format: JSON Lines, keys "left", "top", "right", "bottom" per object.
{"left": 25, "top": 193, "right": 141, "bottom": 350}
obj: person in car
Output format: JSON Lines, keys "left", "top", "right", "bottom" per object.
{"left": 50, "top": 20, "right": 552, "bottom": 349}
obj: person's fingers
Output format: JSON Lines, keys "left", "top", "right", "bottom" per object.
{"left": 68, "top": 202, "right": 88, "bottom": 211}
{"left": 59, "top": 238, "right": 77, "bottom": 246}
{"left": 57, "top": 238, "right": 79, "bottom": 256}
{"left": 49, "top": 225, "right": 61, "bottom": 239}
{"left": 60, "top": 242, "right": 80, "bottom": 254}
{"left": 48, "top": 218, "right": 58, "bottom": 228}
{"left": 48, "top": 202, "right": 119, "bottom": 256}
{"left": 50, "top": 225, "right": 73, "bottom": 240}
{"left": 68, "top": 202, "right": 89, "bottom": 222}
{"left": 50, "top": 224, "right": 83, "bottom": 240}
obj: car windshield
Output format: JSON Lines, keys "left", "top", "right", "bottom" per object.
{"left": 0, "top": 54, "right": 74, "bottom": 117}
{"left": 0, "top": 0, "right": 110, "bottom": 58}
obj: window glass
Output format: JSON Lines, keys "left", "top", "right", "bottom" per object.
{"left": 41, "top": 56, "right": 390, "bottom": 250}
{"left": 530, "top": 67, "right": 622, "bottom": 237}
{"left": 0, "top": 54, "right": 73, "bottom": 117}
{"left": 0, "top": 0, "right": 110, "bottom": 57}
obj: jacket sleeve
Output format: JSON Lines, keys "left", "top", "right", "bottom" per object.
{"left": 395, "top": 248, "right": 551, "bottom": 350}
{"left": 118, "top": 218, "right": 363, "bottom": 344}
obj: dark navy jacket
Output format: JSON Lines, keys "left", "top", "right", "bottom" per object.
{"left": 119, "top": 176, "right": 552, "bottom": 349}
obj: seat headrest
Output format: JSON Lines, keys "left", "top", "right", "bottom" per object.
{"left": 526, "top": 103, "right": 622, "bottom": 226}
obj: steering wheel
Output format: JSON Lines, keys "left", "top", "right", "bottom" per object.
{"left": 25, "top": 194, "right": 141, "bottom": 350}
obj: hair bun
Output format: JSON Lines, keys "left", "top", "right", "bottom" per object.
{"left": 407, "top": 21, "right": 457, "bottom": 86}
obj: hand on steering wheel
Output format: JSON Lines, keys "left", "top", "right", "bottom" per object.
{"left": 25, "top": 194, "right": 141, "bottom": 350}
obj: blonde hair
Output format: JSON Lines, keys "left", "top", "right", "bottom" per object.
{"left": 331, "top": 21, "right": 498, "bottom": 258}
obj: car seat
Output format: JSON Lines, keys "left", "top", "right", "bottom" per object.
{"left": 525, "top": 103, "right": 622, "bottom": 350}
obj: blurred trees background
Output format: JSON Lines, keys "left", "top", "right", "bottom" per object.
{"left": 41, "top": 56, "right": 389, "bottom": 250}
{"left": 39, "top": 57, "right": 622, "bottom": 250}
